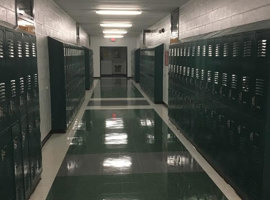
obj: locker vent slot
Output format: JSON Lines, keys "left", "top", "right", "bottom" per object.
{"left": 34, "top": 74, "right": 38, "bottom": 88}
{"left": 187, "top": 67, "right": 190, "bottom": 77}
{"left": 222, "top": 73, "right": 228, "bottom": 87}
{"left": 201, "top": 69, "right": 205, "bottom": 81}
{"left": 202, "top": 45, "right": 206, "bottom": 56}
{"left": 180, "top": 48, "right": 183, "bottom": 56}
{"left": 25, "top": 42, "right": 30, "bottom": 57}
{"left": 196, "top": 69, "right": 200, "bottom": 79}
{"left": 197, "top": 46, "right": 201, "bottom": 56}
{"left": 17, "top": 41, "right": 23, "bottom": 58}
{"left": 0, "top": 83, "right": 6, "bottom": 102}
{"left": 0, "top": 40, "right": 3, "bottom": 58}
{"left": 215, "top": 44, "right": 220, "bottom": 57}
{"left": 32, "top": 43, "right": 37, "bottom": 57}
{"left": 207, "top": 71, "right": 212, "bottom": 82}
{"left": 183, "top": 48, "right": 186, "bottom": 56}
{"left": 179, "top": 66, "right": 182, "bottom": 75}
{"left": 191, "top": 68, "right": 195, "bottom": 78}
{"left": 243, "top": 41, "right": 252, "bottom": 57}
{"left": 187, "top": 47, "right": 190, "bottom": 57}
{"left": 231, "top": 74, "right": 238, "bottom": 89}
{"left": 8, "top": 39, "right": 15, "bottom": 58}
{"left": 19, "top": 78, "right": 25, "bottom": 94}
{"left": 233, "top": 42, "right": 240, "bottom": 57}
{"left": 242, "top": 76, "right": 250, "bottom": 92}
{"left": 255, "top": 79, "right": 265, "bottom": 96}
{"left": 183, "top": 67, "right": 186, "bottom": 76}
{"left": 177, "top": 48, "right": 180, "bottom": 57}
{"left": 10, "top": 80, "right": 16, "bottom": 97}
{"left": 257, "top": 40, "right": 267, "bottom": 58}
{"left": 192, "top": 46, "right": 196, "bottom": 56}
{"left": 214, "top": 72, "right": 219, "bottom": 85}
{"left": 208, "top": 45, "right": 213, "bottom": 57}
{"left": 27, "top": 75, "right": 31, "bottom": 90}
{"left": 223, "top": 43, "right": 229, "bottom": 57}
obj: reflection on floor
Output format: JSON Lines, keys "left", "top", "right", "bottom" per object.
{"left": 45, "top": 78, "right": 228, "bottom": 200}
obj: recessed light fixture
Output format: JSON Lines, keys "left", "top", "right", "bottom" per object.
{"left": 96, "top": 10, "right": 142, "bottom": 15}
{"left": 104, "top": 35, "right": 124, "bottom": 38}
{"left": 100, "top": 23, "right": 132, "bottom": 28}
{"left": 103, "top": 30, "right": 127, "bottom": 34}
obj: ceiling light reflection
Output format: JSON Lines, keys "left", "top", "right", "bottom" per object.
{"left": 167, "top": 155, "right": 190, "bottom": 167}
{"left": 67, "top": 137, "right": 84, "bottom": 146}
{"left": 106, "top": 118, "right": 124, "bottom": 129}
{"left": 146, "top": 133, "right": 155, "bottom": 144}
{"left": 140, "top": 119, "right": 154, "bottom": 127}
{"left": 103, "top": 156, "right": 132, "bottom": 169}
{"left": 105, "top": 133, "right": 128, "bottom": 145}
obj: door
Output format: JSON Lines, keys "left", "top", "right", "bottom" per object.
{"left": 100, "top": 47, "right": 127, "bottom": 77}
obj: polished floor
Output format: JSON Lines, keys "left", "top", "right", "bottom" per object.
{"left": 31, "top": 78, "right": 241, "bottom": 200}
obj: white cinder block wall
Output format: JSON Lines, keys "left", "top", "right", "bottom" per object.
{"left": 0, "top": 0, "right": 90, "bottom": 141}
{"left": 138, "top": 0, "right": 270, "bottom": 105}
{"left": 137, "top": 15, "right": 171, "bottom": 105}
{"left": 91, "top": 36, "right": 137, "bottom": 78}
{"left": 179, "top": 0, "right": 270, "bottom": 39}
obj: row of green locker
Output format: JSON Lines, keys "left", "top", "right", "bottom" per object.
{"left": 168, "top": 23, "right": 270, "bottom": 200}
{"left": 168, "top": 79, "right": 264, "bottom": 200}
{"left": 48, "top": 37, "right": 93, "bottom": 133}
{"left": 138, "top": 45, "right": 164, "bottom": 103}
{"left": 168, "top": 64, "right": 266, "bottom": 118}
{"left": 0, "top": 26, "right": 42, "bottom": 200}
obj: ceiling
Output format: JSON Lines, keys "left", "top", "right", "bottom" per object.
{"left": 54, "top": 0, "right": 189, "bottom": 37}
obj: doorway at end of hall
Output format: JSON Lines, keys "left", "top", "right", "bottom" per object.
{"left": 100, "top": 46, "right": 128, "bottom": 77}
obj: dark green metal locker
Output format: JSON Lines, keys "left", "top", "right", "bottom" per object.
{"left": 48, "top": 37, "right": 85, "bottom": 133}
{"left": 135, "top": 48, "right": 140, "bottom": 83}
{"left": 11, "top": 121, "right": 24, "bottom": 200}
{"left": 140, "top": 44, "right": 164, "bottom": 103}
{"left": 168, "top": 21, "right": 270, "bottom": 200}
{"left": 0, "top": 127, "right": 16, "bottom": 200}
{"left": 0, "top": 25, "right": 42, "bottom": 200}
{"left": 84, "top": 48, "right": 93, "bottom": 90}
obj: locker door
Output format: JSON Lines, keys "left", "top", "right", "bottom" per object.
{"left": 0, "top": 127, "right": 16, "bottom": 200}
{"left": 21, "top": 116, "right": 31, "bottom": 199}
{"left": 0, "top": 28, "right": 8, "bottom": 132}
{"left": 5, "top": 29, "right": 19, "bottom": 125}
{"left": 11, "top": 121, "right": 25, "bottom": 200}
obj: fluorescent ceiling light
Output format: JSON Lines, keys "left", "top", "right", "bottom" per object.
{"left": 101, "top": 23, "right": 132, "bottom": 28}
{"left": 96, "top": 10, "right": 142, "bottom": 15}
{"left": 103, "top": 30, "right": 127, "bottom": 34}
{"left": 104, "top": 35, "right": 124, "bottom": 38}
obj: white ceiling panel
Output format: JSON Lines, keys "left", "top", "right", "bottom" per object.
{"left": 54, "top": 0, "right": 189, "bottom": 36}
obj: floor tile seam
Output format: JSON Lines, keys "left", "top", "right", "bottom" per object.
{"left": 131, "top": 80, "right": 241, "bottom": 200}
{"left": 56, "top": 170, "right": 198, "bottom": 177}
{"left": 89, "top": 98, "right": 147, "bottom": 101}
{"left": 85, "top": 106, "right": 154, "bottom": 110}
{"left": 63, "top": 151, "right": 189, "bottom": 158}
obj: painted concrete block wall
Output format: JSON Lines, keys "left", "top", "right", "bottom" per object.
{"left": 179, "top": 0, "right": 270, "bottom": 39}
{"left": 137, "top": 15, "right": 171, "bottom": 105}
{"left": 0, "top": 0, "right": 90, "bottom": 141}
{"left": 34, "top": 0, "right": 89, "bottom": 141}
{"left": 91, "top": 36, "right": 137, "bottom": 78}
{"left": 0, "top": 0, "right": 16, "bottom": 26}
